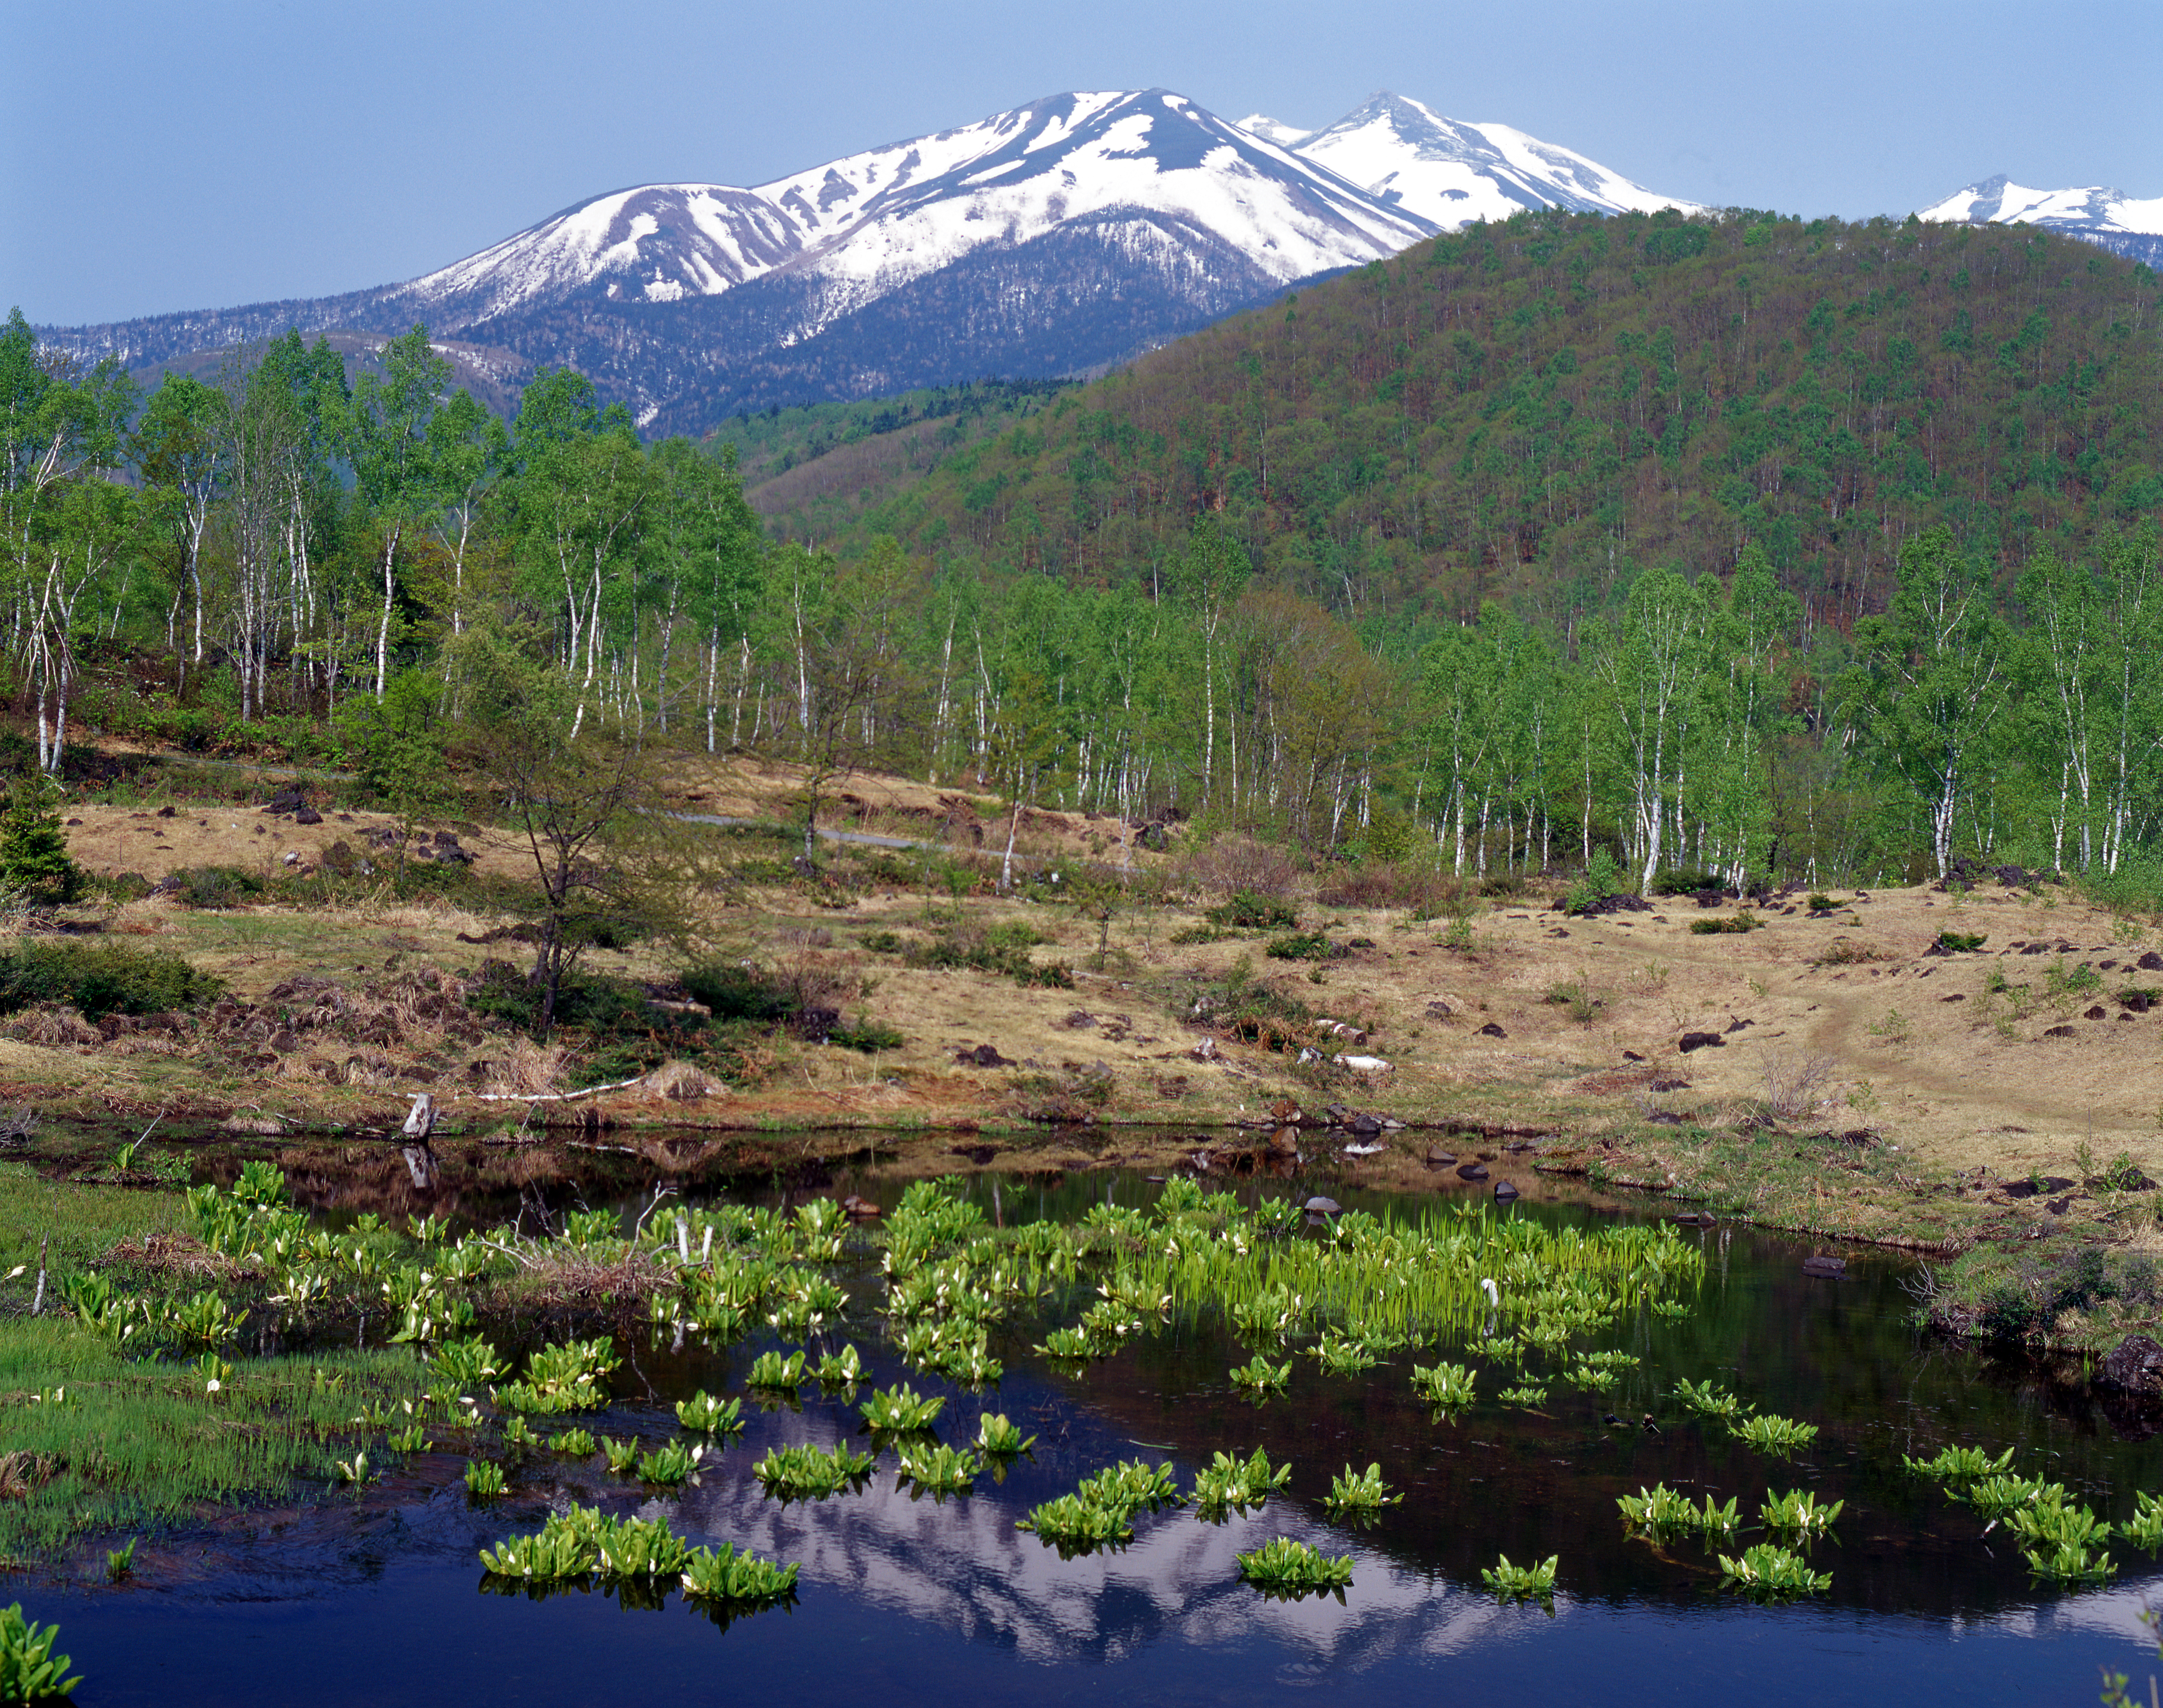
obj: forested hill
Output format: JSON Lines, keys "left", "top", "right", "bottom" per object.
{"left": 788, "top": 208, "right": 2163, "bottom": 629}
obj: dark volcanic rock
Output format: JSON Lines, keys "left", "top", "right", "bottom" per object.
{"left": 2101, "top": 1334, "right": 2163, "bottom": 1394}
{"left": 1677, "top": 1031, "right": 1725, "bottom": 1053}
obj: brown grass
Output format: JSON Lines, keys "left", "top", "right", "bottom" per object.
{"left": 515, "top": 1246, "right": 671, "bottom": 1306}
{"left": 100, "top": 1232, "right": 240, "bottom": 1278}
{"left": 0, "top": 1451, "right": 60, "bottom": 1501}
{"left": 1172, "top": 835, "right": 1304, "bottom": 901}
{"left": 481, "top": 1037, "right": 568, "bottom": 1098}
{"left": 0, "top": 1006, "right": 100, "bottom": 1048}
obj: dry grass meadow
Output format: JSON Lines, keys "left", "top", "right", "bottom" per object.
{"left": 10, "top": 750, "right": 2163, "bottom": 1250}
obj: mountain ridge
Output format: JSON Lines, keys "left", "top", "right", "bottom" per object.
{"left": 1917, "top": 172, "right": 2163, "bottom": 268}
{"left": 37, "top": 88, "right": 1700, "bottom": 431}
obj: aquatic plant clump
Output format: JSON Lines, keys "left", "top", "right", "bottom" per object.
{"left": 1718, "top": 1544, "right": 1832, "bottom": 1599}
{"left": 2006, "top": 1498, "right": 2114, "bottom": 1552}
{"left": 746, "top": 1350, "right": 808, "bottom": 1390}
{"left": 895, "top": 1442, "right": 982, "bottom": 1497}
{"left": 859, "top": 1382, "right": 946, "bottom": 1432}
{"left": 1617, "top": 1485, "right": 1736, "bottom": 1540}
{"left": 2025, "top": 1541, "right": 2118, "bottom": 1585}
{"left": 1411, "top": 1360, "right": 1478, "bottom": 1410}
{"left": 636, "top": 1441, "right": 705, "bottom": 1486}
{"left": 477, "top": 1505, "right": 693, "bottom": 1583}
{"left": 1902, "top": 1444, "right": 2016, "bottom": 1486}
{"left": 2123, "top": 1492, "right": 2163, "bottom": 1552}
{"left": 1193, "top": 1448, "right": 1292, "bottom": 1520}
{"left": 0, "top": 1603, "right": 81, "bottom": 1702}
{"left": 1617, "top": 1483, "right": 1695, "bottom": 1535}
{"left": 1079, "top": 1460, "right": 1184, "bottom": 1515}
{"left": 975, "top": 1413, "right": 1036, "bottom": 1457}
{"left": 1015, "top": 1493, "right": 1134, "bottom": 1556}
{"left": 675, "top": 1391, "right": 744, "bottom": 1436}
{"left": 679, "top": 1542, "right": 798, "bottom": 1608}
{"left": 1231, "top": 1355, "right": 1292, "bottom": 1398}
{"left": 496, "top": 1337, "right": 619, "bottom": 1415}
{"left": 752, "top": 1441, "right": 875, "bottom": 1499}
{"left": 1672, "top": 1378, "right": 1745, "bottom": 1421}
{"left": 1959, "top": 1474, "right": 2064, "bottom": 1519}
{"left": 1480, "top": 1553, "right": 1559, "bottom": 1603}
{"left": 1760, "top": 1489, "right": 1843, "bottom": 1538}
{"left": 1733, "top": 1413, "right": 1819, "bottom": 1457}
{"left": 1236, "top": 1536, "right": 1355, "bottom": 1599}
{"left": 1323, "top": 1462, "right": 1400, "bottom": 1519}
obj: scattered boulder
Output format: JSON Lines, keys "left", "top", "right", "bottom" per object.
{"left": 1492, "top": 1179, "right": 1520, "bottom": 1202}
{"left": 2086, "top": 1005, "right": 2108, "bottom": 1021}
{"left": 1426, "top": 1149, "right": 1457, "bottom": 1167}
{"left": 2100, "top": 1334, "right": 2163, "bottom": 1394}
{"left": 1269, "top": 1128, "right": 1300, "bottom": 1155}
{"left": 1477, "top": 1022, "right": 1507, "bottom": 1039}
{"left": 1456, "top": 1162, "right": 1490, "bottom": 1182}
{"left": 1191, "top": 1036, "right": 1219, "bottom": 1062}
{"left": 1672, "top": 1211, "right": 1716, "bottom": 1228}
{"left": 1303, "top": 1195, "right": 1341, "bottom": 1216}
{"left": 1576, "top": 893, "right": 1654, "bottom": 917}
{"left": 2043, "top": 1024, "right": 2077, "bottom": 1038}
{"left": 2001, "top": 1175, "right": 2076, "bottom": 1199}
{"left": 293, "top": 806, "right": 323, "bottom": 825}
{"left": 2047, "top": 1194, "right": 2073, "bottom": 1215}
{"left": 841, "top": 1194, "right": 882, "bottom": 1220}
{"left": 1269, "top": 1098, "right": 1305, "bottom": 1124}
{"left": 1802, "top": 1255, "right": 1847, "bottom": 1279}
{"left": 1677, "top": 1031, "right": 1725, "bottom": 1053}
{"left": 1424, "top": 1000, "right": 1453, "bottom": 1021}
{"left": 1350, "top": 1112, "right": 1382, "bottom": 1137}
{"left": 2140, "top": 951, "right": 2163, "bottom": 972}
{"left": 950, "top": 1143, "right": 997, "bottom": 1165}
{"left": 1064, "top": 1011, "right": 1099, "bottom": 1030}
{"left": 1995, "top": 864, "right": 2031, "bottom": 888}
{"left": 956, "top": 1043, "right": 1010, "bottom": 1068}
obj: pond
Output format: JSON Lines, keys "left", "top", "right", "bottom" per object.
{"left": 18, "top": 1158, "right": 2163, "bottom": 1705}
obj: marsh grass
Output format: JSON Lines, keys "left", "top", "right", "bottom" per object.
{"left": 0, "top": 1316, "right": 425, "bottom": 1556}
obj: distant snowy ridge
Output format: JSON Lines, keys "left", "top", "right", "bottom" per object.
{"left": 1918, "top": 174, "right": 2163, "bottom": 268}
{"left": 1258, "top": 92, "right": 1701, "bottom": 231}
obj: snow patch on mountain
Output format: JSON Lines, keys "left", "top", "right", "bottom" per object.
{"left": 1237, "top": 114, "right": 1315, "bottom": 149}
{"left": 1281, "top": 92, "right": 1699, "bottom": 230}
{"left": 1918, "top": 174, "right": 2163, "bottom": 239}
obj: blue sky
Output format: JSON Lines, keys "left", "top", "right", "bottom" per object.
{"left": 7, "top": 0, "right": 2158, "bottom": 325}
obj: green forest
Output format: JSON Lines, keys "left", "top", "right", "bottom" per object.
{"left": 4, "top": 205, "right": 2163, "bottom": 894}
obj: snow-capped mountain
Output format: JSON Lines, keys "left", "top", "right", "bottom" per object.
{"left": 1247, "top": 92, "right": 1699, "bottom": 230}
{"left": 382, "top": 90, "right": 1432, "bottom": 342}
{"left": 43, "top": 88, "right": 1696, "bottom": 433}
{"left": 1918, "top": 174, "right": 2163, "bottom": 268}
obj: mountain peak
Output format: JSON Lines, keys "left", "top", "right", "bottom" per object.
{"left": 1287, "top": 93, "right": 1698, "bottom": 229}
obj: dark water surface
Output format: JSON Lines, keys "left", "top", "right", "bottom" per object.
{"left": 19, "top": 1165, "right": 2163, "bottom": 1705}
